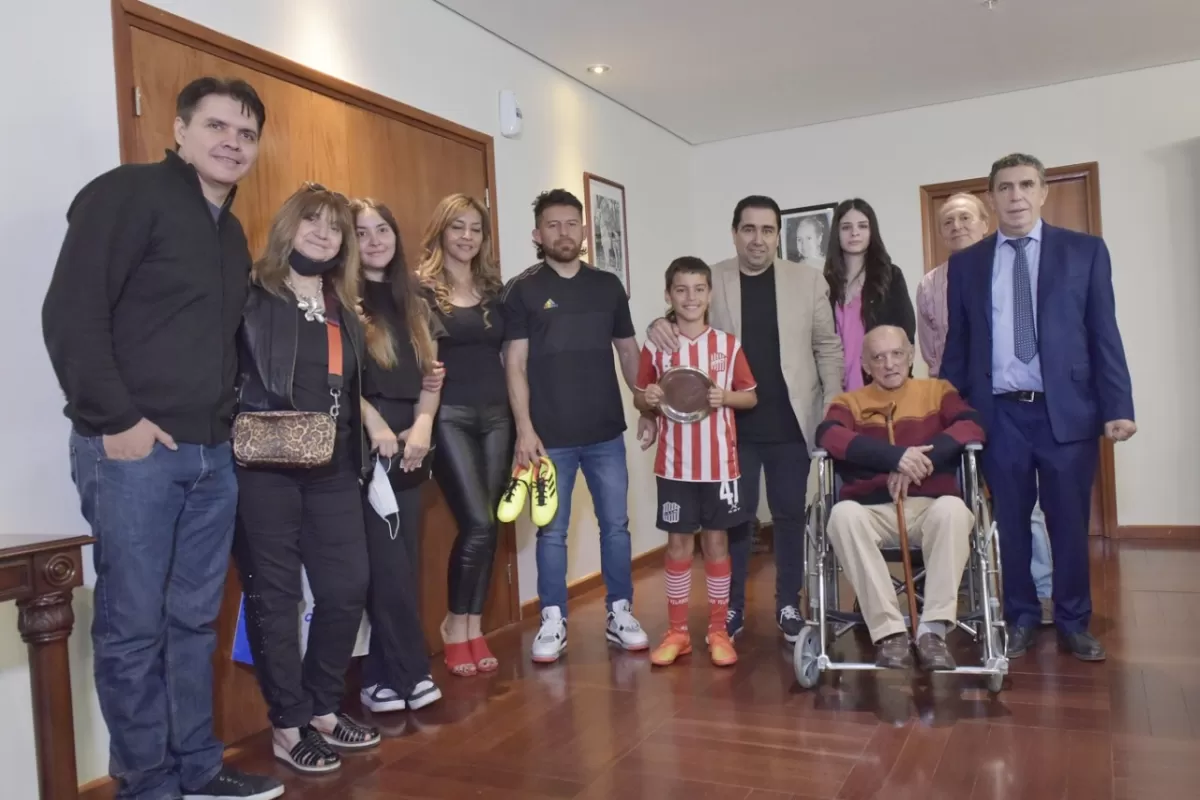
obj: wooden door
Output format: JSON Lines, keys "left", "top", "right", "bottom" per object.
{"left": 918, "top": 163, "right": 1116, "bottom": 538}
{"left": 124, "top": 21, "right": 517, "bottom": 746}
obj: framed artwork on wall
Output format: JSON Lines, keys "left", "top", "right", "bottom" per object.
{"left": 778, "top": 202, "right": 837, "bottom": 265}
{"left": 583, "top": 172, "right": 631, "bottom": 295}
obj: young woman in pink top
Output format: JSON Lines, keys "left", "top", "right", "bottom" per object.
{"left": 824, "top": 199, "right": 915, "bottom": 390}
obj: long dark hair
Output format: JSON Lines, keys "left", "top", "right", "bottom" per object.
{"left": 350, "top": 198, "right": 435, "bottom": 371}
{"left": 824, "top": 198, "right": 894, "bottom": 312}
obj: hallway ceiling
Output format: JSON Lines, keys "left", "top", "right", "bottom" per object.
{"left": 435, "top": 0, "right": 1200, "bottom": 143}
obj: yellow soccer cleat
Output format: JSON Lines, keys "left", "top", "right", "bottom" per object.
{"left": 529, "top": 457, "right": 559, "bottom": 528}
{"left": 496, "top": 464, "right": 532, "bottom": 524}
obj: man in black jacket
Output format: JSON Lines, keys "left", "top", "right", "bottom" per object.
{"left": 42, "top": 78, "right": 283, "bottom": 800}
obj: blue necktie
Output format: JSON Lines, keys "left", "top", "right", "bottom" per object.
{"left": 1009, "top": 237, "right": 1037, "bottom": 363}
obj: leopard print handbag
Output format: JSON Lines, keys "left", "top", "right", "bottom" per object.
{"left": 233, "top": 320, "right": 344, "bottom": 468}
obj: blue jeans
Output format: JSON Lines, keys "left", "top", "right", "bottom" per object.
{"left": 71, "top": 432, "right": 235, "bottom": 800}
{"left": 1031, "top": 500, "right": 1053, "bottom": 600}
{"left": 537, "top": 435, "right": 633, "bottom": 615}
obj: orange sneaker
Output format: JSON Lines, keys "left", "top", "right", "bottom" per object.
{"left": 706, "top": 630, "right": 738, "bottom": 667}
{"left": 650, "top": 629, "right": 692, "bottom": 666}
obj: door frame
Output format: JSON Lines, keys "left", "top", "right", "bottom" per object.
{"left": 917, "top": 162, "right": 1119, "bottom": 539}
{"left": 107, "top": 0, "right": 519, "bottom": 616}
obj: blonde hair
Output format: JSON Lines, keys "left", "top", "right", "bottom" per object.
{"left": 416, "top": 193, "right": 502, "bottom": 324}
{"left": 350, "top": 197, "right": 436, "bottom": 371}
{"left": 940, "top": 192, "right": 990, "bottom": 224}
{"left": 252, "top": 182, "right": 360, "bottom": 316}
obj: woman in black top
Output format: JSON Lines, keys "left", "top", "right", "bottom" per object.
{"left": 824, "top": 198, "right": 916, "bottom": 389}
{"left": 234, "top": 183, "right": 379, "bottom": 774}
{"left": 417, "top": 193, "right": 512, "bottom": 677}
{"left": 351, "top": 198, "right": 445, "bottom": 714}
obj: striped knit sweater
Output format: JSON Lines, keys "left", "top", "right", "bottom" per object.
{"left": 815, "top": 379, "right": 985, "bottom": 505}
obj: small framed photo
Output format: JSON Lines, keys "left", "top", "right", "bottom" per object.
{"left": 584, "top": 172, "right": 631, "bottom": 295}
{"left": 778, "top": 202, "right": 837, "bottom": 265}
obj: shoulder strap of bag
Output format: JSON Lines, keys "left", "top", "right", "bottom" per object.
{"left": 326, "top": 321, "right": 344, "bottom": 419}
{"left": 326, "top": 320, "right": 344, "bottom": 387}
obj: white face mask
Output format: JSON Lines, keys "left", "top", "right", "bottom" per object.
{"left": 367, "top": 458, "right": 400, "bottom": 539}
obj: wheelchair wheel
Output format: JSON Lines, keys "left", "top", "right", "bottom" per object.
{"left": 793, "top": 625, "right": 821, "bottom": 689}
{"left": 986, "top": 670, "right": 1004, "bottom": 694}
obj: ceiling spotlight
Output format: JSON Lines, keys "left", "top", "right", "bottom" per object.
{"left": 982, "top": 0, "right": 998, "bottom": 8}
{"left": 586, "top": 64, "right": 610, "bottom": 75}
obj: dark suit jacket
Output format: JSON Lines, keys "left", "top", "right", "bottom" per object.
{"left": 940, "top": 223, "right": 1134, "bottom": 444}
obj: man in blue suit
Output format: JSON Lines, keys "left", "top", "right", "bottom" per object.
{"left": 942, "top": 153, "right": 1135, "bottom": 662}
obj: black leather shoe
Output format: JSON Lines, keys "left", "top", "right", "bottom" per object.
{"left": 1006, "top": 625, "right": 1036, "bottom": 658}
{"left": 874, "top": 633, "right": 914, "bottom": 669}
{"left": 1058, "top": 631, "right": 1106, "bottom": 662}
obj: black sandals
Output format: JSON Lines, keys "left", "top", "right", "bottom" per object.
{"left": 317, "top": 714, "right": 381, "bottom": 750}
{"left": 273, "top": 725, "right": 341, "bottom": 774}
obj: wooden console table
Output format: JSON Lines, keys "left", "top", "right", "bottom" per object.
{"left": 0, "top": 534, "right": 93, "bottom": 800}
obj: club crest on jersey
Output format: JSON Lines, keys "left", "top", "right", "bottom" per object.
{"left": 709, "top": 352, "right": 727, "bottom": 373}
{"left": 543, "top": 298, "right": 558, "bottom": 310}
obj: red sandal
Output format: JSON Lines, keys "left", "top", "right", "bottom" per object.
{"left": 443, "top": 641, "right": 477, "bottom": 677}
{"left": 469, "top": 637, "right": 499, "bottom": 673}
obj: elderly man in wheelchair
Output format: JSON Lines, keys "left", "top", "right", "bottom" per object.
{"left": 810, "top": 325, "right": 990, "bottom": 674}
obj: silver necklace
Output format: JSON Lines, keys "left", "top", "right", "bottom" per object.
{"left": 285, "top": 277, "right": 326, "bottom": 323}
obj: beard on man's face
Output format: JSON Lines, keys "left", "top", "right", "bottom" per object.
{"left": 545, "top": 237, "right": 582, "bottom": 262}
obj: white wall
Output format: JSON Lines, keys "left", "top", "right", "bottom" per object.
{"left": 1, "top": 0, "right": 688, "bottom": 792}
{"left": 692, "top": 60, "right": 1200, "bottom": 529}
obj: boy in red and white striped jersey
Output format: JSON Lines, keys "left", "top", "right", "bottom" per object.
{"left": 635, "top": 257, "right": 757, "bottom": 667}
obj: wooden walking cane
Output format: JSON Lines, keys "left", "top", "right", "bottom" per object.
{"left": 863, "top": 403, "right": 920, "bottom": 639}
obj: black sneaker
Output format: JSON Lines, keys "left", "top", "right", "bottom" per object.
{"left": 777, "top": 606, "right": 803, "bottom": 643}
{"left": 725, "top": 608, "right": 744, "bottom": 639}
{"left": 183, "top": 767, "right": 285, "bottom": 800}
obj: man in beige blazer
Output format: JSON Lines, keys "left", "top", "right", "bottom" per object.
{"left": 648, "top": 196, "right": 842, "bottom": 641}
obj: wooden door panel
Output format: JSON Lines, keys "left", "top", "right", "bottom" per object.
{"left": 920, "top": 165, "right": 1110, "bottom": 537}
{"left": 125, "top": 25, "right": 513, "bottom": 744}
{"left": 344, "top": 105, "right": 488, "bottom": 251}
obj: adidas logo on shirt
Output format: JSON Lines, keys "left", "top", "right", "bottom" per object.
{"left": 543, "top": 298, "right": 558, "bottom": 309}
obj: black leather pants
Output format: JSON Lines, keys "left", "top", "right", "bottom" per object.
{"left": 433, "top": 404, "right": 514, "bottom": 615}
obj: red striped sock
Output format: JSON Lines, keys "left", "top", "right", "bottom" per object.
{"left": 706, "top": 557, "right": 731, "bottom": 634}
{"left": 665, "top": 557, "right": 692, "bottom": 632}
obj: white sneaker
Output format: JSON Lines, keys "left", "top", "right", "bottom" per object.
{"left": 406, "top": 677, "right": 442, "bottom": 710}
{"left": 361, "top": 683, "right": 405, "bottom": 713}
{"left": 606, "top": 599, "right": 649, "bottom": 651}
{"left": 532, "top": 606, "right": 568, "bottom": 663}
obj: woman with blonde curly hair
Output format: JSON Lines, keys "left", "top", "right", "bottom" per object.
{"left": 351, "top": 197, "right": 445, "bottom": 714}
{"left": 418, "top": 193, "right": 512, "bottom": 676}
{"left": 233, "top": 183, "right": 380, "bottom": 773}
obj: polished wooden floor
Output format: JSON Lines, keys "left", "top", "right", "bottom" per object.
{"left": 212, "top": 540, "right": 1200, "bottom": 799}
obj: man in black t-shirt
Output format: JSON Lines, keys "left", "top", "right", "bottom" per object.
{"left": 648, "top": 196, "right": 843, "bottom": 643}
{"left": 504, "top": 189, "right": 650, "bottom": 663}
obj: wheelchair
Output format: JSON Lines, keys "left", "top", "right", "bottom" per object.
{"left": 792, "top": 443, "right": 1009, "bottom": 694}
